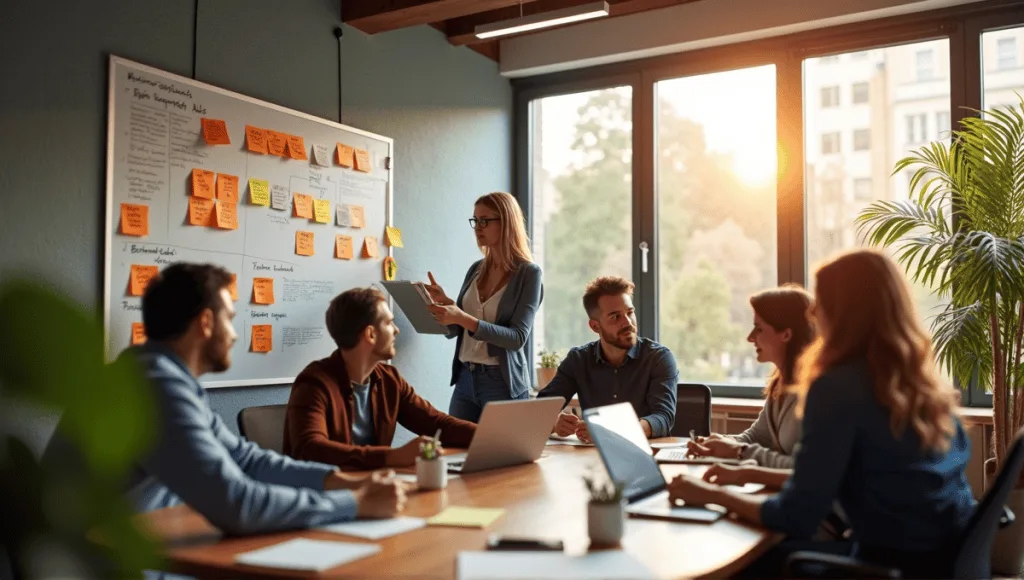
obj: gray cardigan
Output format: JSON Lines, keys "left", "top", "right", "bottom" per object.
{"left": 731, "top": 391, "right": 800, "bottom": 469}
{"left": 445, "top": 259, "right": 543, "bottom": 399}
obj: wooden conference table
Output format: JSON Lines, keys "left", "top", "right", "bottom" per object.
{"left": 135, "top": 443, "right": 780, "bottom": 579}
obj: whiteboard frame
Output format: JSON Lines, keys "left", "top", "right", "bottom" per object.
{"left": 104, "top": 55, "right": 394, "bottom": 388}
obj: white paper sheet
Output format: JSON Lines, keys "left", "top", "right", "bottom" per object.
{"left": 319, "top": 516, "right": 427, "bottom": 540}
{"left": 545, "top": 434, "right": 594, "bottom": 447}
{"left": 650, "top": 438, "right": 689, "bottom": 449}
{"left": 235, "top": 538, "right": 380, "bottom": 571}
{"left": 457, "top": 551, "right": 654, "bottom": 580}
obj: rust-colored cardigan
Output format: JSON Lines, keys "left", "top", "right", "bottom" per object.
{"left": 283, "top": 350, "right": 476, "bottom": 470}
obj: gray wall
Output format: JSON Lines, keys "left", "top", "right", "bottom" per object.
{"left": 0, "top": 0, "right": 511, "bottom": 450}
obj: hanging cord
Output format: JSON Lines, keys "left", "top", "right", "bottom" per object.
{"left": 192, "top": 0, "right": 200, "bottom": 79}
{"left": 334, "top": 26, "right": 344, "bottom": 123}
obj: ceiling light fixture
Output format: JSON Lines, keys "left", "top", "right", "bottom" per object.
{"left": 474, "top": 1, "right": 610, "bottom": 40}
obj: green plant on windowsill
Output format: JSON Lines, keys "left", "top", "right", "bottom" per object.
{"left": 539, "top": 350, "right": 561, "bottom": 369}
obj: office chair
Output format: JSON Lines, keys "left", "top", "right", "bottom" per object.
{"left": 785, "top": 428, "right": 1024, "bottom": 579}
{"left": 670, "top": 383, "right": 712, "bottom": 438}
{"left": 236, "top": 404, "right": 288, "bottom": 453}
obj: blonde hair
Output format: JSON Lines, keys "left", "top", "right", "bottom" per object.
{"left": 476, "top": 192, "right": 533, "bottom": 273}
{"left": 793, "top": 249, "right": 957, "bottom": 452}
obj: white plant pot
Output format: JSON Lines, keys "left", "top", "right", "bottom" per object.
{"left": 992, "top": 488, "right": 1024, "bottom": 576}
{"left": 587, "top": 500, "right": 625, "bottom": 546}
{"left": 416, "top": 457, "right": 447, "bottom": 490}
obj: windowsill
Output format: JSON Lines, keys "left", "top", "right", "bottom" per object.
{"left": 711, "top": 396, "right": 993, "bottom": 425}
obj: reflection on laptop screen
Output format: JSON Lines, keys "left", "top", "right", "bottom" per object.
{"left": 584, "top": 403, "right": 665, "bottom": 501}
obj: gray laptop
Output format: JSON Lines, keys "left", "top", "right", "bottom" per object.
{"left": 445, "top": 398, "right": 564, "bottom": 473}
{"left": 584, "top": 402, "right": 725, "bottom": 524}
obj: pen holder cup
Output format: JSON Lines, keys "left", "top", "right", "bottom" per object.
{"left": 416, "top": 457, "right": 447, "bottom": 490}
{"left": 587, "top": 500, "right": 625, "bottom": 547}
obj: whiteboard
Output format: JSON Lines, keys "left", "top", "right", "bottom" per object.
{"left": 104, "top": 56, "right": 393, "bottom": 388}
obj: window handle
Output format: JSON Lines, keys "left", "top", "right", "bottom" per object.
{"left": 639, "top": 242, "right": 649, "bottom": 274}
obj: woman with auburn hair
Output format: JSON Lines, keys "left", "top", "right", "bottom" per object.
{"left": 686, "top": 285, "right": 814, "bottom": 469}
{"left": 667, "top": 249, "right": 974, "bottom": 578}
{"left": 424, "top": 192, "right": 543, "bottom": 422}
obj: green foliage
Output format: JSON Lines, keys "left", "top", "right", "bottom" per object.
{"left": 538, "top": 350, "right": 561, "bottom": 368}
{"left": 419, "top": 437, "right": 443, "bottom": 460}
{"left": 0, "top": 278, "right": 162, "bottom": 578}
{"left": 583, "top": 468, "right": 624, "bottom": 504}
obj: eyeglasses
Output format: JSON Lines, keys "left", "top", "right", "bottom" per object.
{"left": 469, "top": 217, "right": 500, "bottom": 229}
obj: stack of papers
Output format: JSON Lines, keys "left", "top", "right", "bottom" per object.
{"left": 234, "top": 538, "right": 380, "bottom": 572}
{"left": 319, "top": 516, "right": 427, "bottom": 540}
{"left": 427, "top": 506, "right": 506, "bottom": 528}
{"left": 457, "top": 551, "right": 654, "bottom": 579}
{"left": 650, "top": 438, "right": 689, "bottom": 449}
{"left": 546, "top": 434, "right": 594, "bottom": 447}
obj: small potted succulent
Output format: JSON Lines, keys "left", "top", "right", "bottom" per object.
{"left": 536, "top": 350, "right": 561, "bottom": 391}
{"left": 583, "top": 469, "right": 625, "bottom": 547}
{"left": 416, "top": 434, "right": 447, "bottom": 490}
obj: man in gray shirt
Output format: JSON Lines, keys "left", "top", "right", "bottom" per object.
{"left": 123, "top": 263, "right": 405, "bottom": 535}
{"left": 539, "top": 276, "right": 678, "bottom": 441}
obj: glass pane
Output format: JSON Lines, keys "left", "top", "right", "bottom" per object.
{"left": 803, "top": 40, "right": 950, "bottom": 329}
{"left": 530, "top": 88, "right": 633, "bottom": 360}
{"left": 983, "top": 27, "right": 1024, "bottom": 111}
{"left": 656, "top": 65, "right": 778, "bottom": 387}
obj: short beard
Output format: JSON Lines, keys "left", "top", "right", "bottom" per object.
{"left": 601, "top": 327, "right": 637, "bottom": 350}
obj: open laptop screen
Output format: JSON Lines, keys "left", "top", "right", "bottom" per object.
{"left": 584, "top": 403, "right": 666, "bottom": 502}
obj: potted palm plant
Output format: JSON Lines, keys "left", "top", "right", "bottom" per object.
{"left": 856, "top": 96, "right": 1024, "bottom": 574}
{"left": 537, "top": 350, "right": 561, "bottom": 391}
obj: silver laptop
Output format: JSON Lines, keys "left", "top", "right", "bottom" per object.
{"left": 445, "top": 398, "right": 564, "bottom": 473}
{"left": 584, "top": 403, "right": 725, "bottom": 524}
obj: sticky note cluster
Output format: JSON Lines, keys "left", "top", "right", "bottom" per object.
{"left": 189, "top": 169, "right": 238, "bottom": 230}
{"left": 245, "top": 125, "right": 309, "bottom": 162}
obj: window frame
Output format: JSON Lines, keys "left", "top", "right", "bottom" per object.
{"left": 513, "top": 1, "right": 1024, "bottom": 406}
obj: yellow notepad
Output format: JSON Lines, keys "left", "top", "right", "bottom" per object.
{"left": 426, "top": 506, "right": 505, "bottom": 529}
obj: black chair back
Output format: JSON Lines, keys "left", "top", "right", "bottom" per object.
{"left": 670, "top": 383, "right": 711, "bottom": 438}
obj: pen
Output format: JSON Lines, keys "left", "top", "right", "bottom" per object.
{"left": 570, "top": 406, "right": 581, "bottom": 419}
{"left": 434, "top": 428, "right": 442, "bottom": 443}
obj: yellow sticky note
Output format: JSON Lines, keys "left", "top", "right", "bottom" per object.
{"left": 251, "top": 324, "right": 272, "bottom": 353}
{"left": 362, "top": 236, "right": 379, "bottom": 258}
{"left": 191, "top": 168, "right": 215, "bottom": 199}
{"left": 286, "top": 135, "right": 308, "bottom": 160}
{"left": 131, "top": 322, "right": 147, "bottom": 345}
{"left": 200, "top": 118, "right": 231, "bottom": 145}
{"left": 228, "top": 274, "right": 239, "bottom": 301}
{"left": 189, "top": 196, "right": 215, "bottom": 226}
{"left": 216, "top": 173, "right": 239, "bottom": 202}
{"left": 350, "top": 205, "right": 365, "bottom": 228}
{"left": 249, "top": 178, "right": 270, "bottom": 206}
{"left": 129, "top": 264, "right": 159, "bottom": 296}
{"left": 252, "top": 277, "right": 275, "bottom": 305}
{"left": 354, "top": 148, "right": 371, "bottom": 173}
{"left": 293, "top": 193, "right": 314, "bottom": 219}
{"left": 426, "top": 506, "right": 505, "bottom": 529}
{"left": 215, "top": 201, "right": 238, "bottom": 230}
{"left": 296, "top": 231, "right": 315, "bottom": 256}
{"left": 120, "top": 203, "right": 149, "bottom": 237}
{"left": 245, "top": 125, "right": 269, "bottom": 154}
{"left": 384, "top": 226, "right": 403, "bottom": 248}
{"left": 312, "top": 199, "right": 331, "bottom": 224}
{"left": 336, "top": 143, "right": 354, "bottom": 167}
{"left": 267, "top": 130, "right": 288, "bottom": 156}
{"left": 335, "top": 235, "right": 353, "bottom": 260}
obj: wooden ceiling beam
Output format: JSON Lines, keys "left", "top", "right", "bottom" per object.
{"left": 341, "top": 0, "right": 538, "bottom": 35}
{"left": 444, "top": 0, "right": 704, "bottom": 45}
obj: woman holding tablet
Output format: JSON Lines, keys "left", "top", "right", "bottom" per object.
{"left": 423, "top": 192, "right": 543, "bottom": 423}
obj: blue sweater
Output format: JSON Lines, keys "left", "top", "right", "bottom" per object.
{"left": 761, "top": 359, "right": 974, "bottom": 551}
{"left": 124, "top": 344, "right": 358, "bottom": 535}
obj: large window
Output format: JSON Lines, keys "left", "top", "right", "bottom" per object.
{"left": 529, "top": 88, "right": 633, "bottom": 359}
{"left": 984, "top": 28, "right": 1024, "bottom": 111}
{"left": 656, "top": 66, "right": 778, "bottom": 386}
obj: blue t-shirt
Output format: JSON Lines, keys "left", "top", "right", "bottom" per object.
{"left": 350, "top": 382, "right": 375, "bottom": 446}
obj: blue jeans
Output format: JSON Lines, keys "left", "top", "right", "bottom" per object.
{"left": 449, "top": 363, "right": 527, "bottom": 423}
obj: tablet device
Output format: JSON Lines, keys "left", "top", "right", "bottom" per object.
{"left": 381, "top": 280, "right": 449, "bottom": 335}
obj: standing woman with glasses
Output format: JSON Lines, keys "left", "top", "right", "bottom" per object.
{"left": 422, "top": 192, "right": 543, "bottom": 423}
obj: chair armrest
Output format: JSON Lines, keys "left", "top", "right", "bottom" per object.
{"left": 784, "top": 551, "right": 901, "bottom": 579}
{"left": 1000, "top": 505, "right": 1015, "bottom": 529}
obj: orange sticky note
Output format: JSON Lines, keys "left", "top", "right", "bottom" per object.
{"left": 267, "top": 130, "right": 288, "bottom": 156}
{"left": 252, "top": 277, "right": 275, "bottom": 305}
{"left": 362, "top": 236, "right": 379, "bottom": 258}
{"left": 191, "top": 168, "right": 215, "bottom": 199}
{"left": 335, "top": 235, "right": 354, "bottom": 260}
{"left": 296, "top": 231, "right": 315, "bottom": 256}
{"left": 354, "top": 148, "right": 371, "bottom": 173}
{"left": 129, "top": 264, "right": 159, "bottom": 296}
{"left": 216, "top": 173, "right": 239, "bottom": 202}
{"left": 249, "top": 178, "right": 270, "bottom": 206}
{"left": 229, "top": 274, "right": 239, "bottom": 301}
{"left": 189, "top": 196, "right": 216, "bottom": 226}
{"left": 120, "top": 203, "right": 149, "bottom": 237}
{"left": 200, "top": 118, "right": 231, "bottom": 145}
{"left": 336, "top": 143, "right": 354, "bottom": 167}
{"left": 245, "top": 125, "right": 269, "bottom": 154}
{"left": 349, "top": 205, "right": 365, "bottom": 228}
{"left": 312, "top": 199, "right": 331, "bottom": 224}
{"left": 286, "top": 135, "right": 308, "bottom": 160}
{"left": 384, "top": 226, "right": 403, "bottom": 248}
{"left": 215, "top": 201, "right": 238, "bottom": 230}
{"left": 293, "top": 193, "right": 314, "bottom": 219}
{"left": 251, "top": 324, "right": 272, "bottom": 353}
{"left": 131, "top": 322, "right": 147, "bottom": 345}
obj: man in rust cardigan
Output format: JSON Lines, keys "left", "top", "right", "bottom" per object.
{"left": 284, "top": 287, "right": 476, "bottom": 470}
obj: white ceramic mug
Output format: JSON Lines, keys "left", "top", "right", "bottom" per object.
{"left": 416, "top": 457, "right": 447, "bottom": 490}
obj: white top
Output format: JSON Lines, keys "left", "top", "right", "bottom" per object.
{"left": 458, "top": 274, "right": 508, "bottom": 366}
